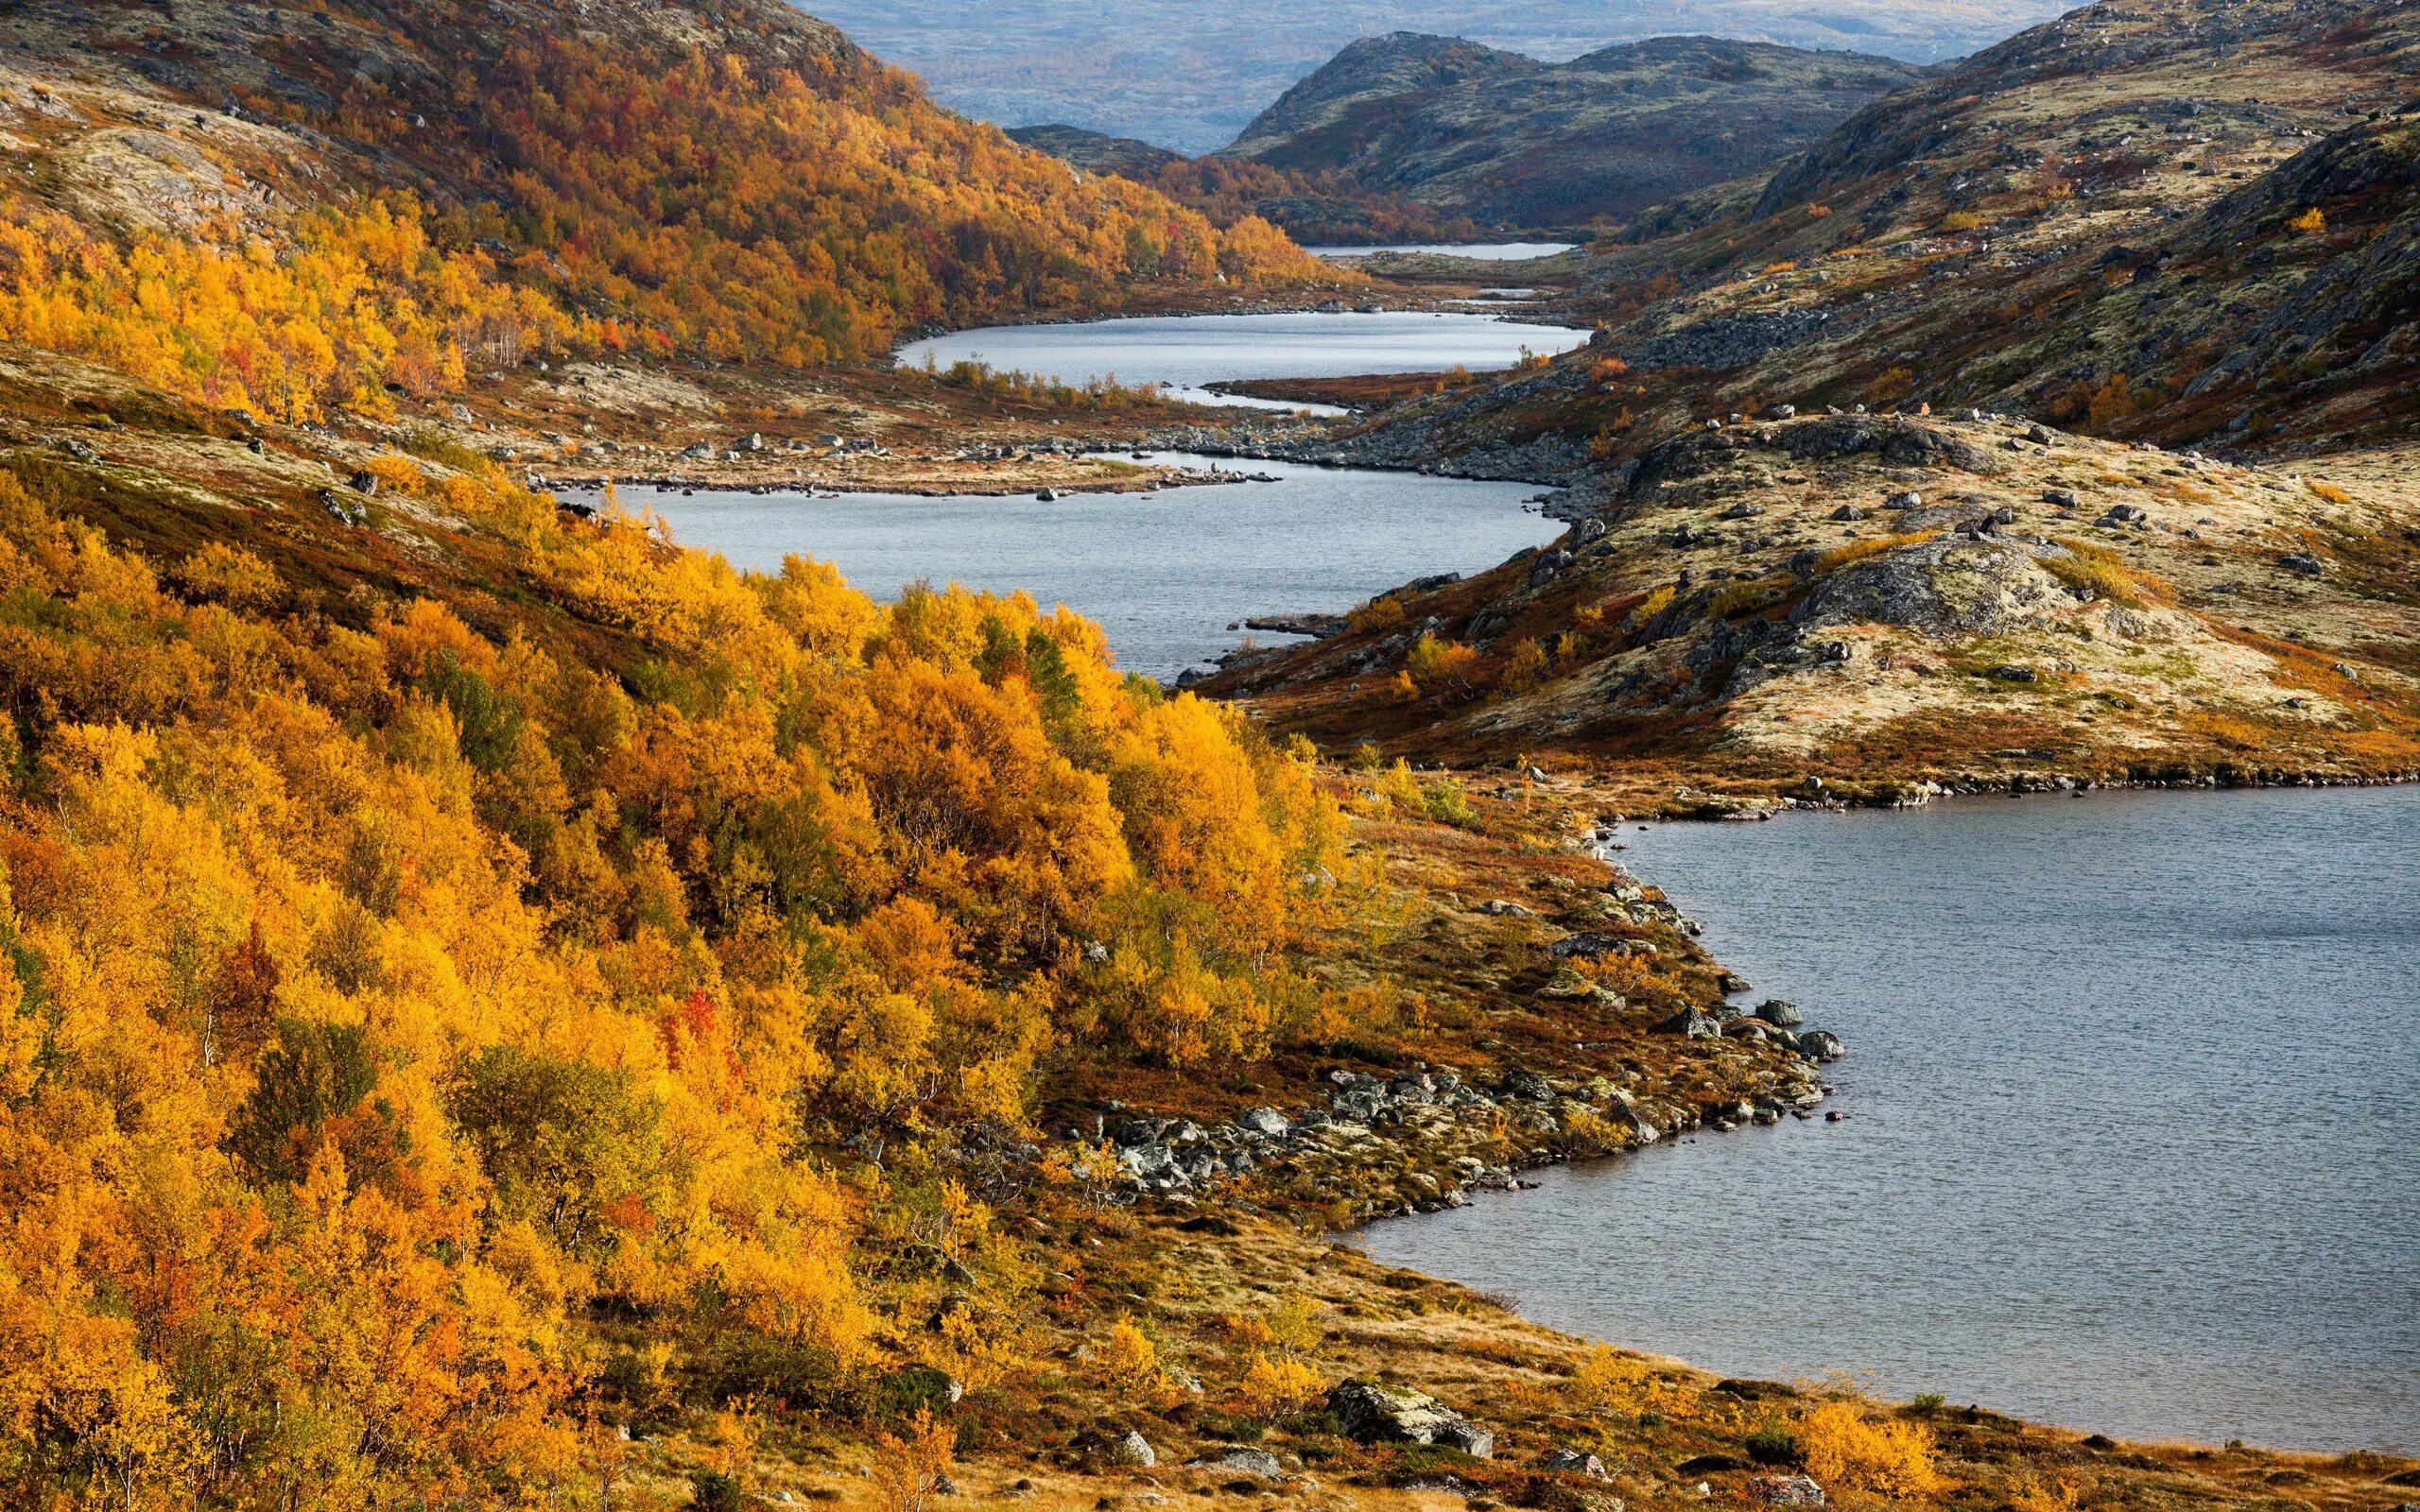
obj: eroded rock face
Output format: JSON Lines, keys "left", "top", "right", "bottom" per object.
{"left": 1325, "top": 1380, "right": 1494, "bottom": 1457}
{"left": 1793, "top": 537, "right": 2067, "bottom": 637}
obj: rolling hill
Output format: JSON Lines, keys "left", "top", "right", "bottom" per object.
{"left": 801, "top": 0, "right": 2066, "bottom": 154}
{"left": 1222, "top": 32, "right": 1933, "bottom": 228}
{"left": 1197, "top": 0, "right": 2420, "bottom": 779}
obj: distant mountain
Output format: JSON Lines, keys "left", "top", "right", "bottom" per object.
{"left": 1223, "top": 33, "right": 1932, "bottom": 228}
{"left": 1009, "top": 125, "right": 1481, "bottom": 247}
{"left": 796, "top": 0, "right": 2068, "bottom": 154}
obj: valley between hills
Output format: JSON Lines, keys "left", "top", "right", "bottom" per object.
{"left": 0, "top": 1, "right": 2412, "bottom": 1510}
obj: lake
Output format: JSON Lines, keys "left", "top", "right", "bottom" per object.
{"left": 1357, "top": 785, "right": 2420, "bottom": 1452}
{"left": 897, "top": 310, "right": 1587, "bottom": 410}
{"left": 601, "top": 454, "right": 1558, "bottom": 680}
{"left": 1304, "top": 242, "right": 1581, "bottom": 261}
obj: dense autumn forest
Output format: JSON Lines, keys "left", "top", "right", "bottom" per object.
{"left": 0, "top": 0, "right": 1322, "bottom": 423}
{"left": 0, "top": 441, "right": 1374, "bottom": 1504}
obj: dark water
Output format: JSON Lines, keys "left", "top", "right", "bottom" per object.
{"left": 896, "top": 310, "right": 1587, "bottom": 410}
{"left": 1357, "top": 786, "right": 2420, "bottom": 1452}
{"left": 601, "top": 454, "right": 1558, "bottom": 680}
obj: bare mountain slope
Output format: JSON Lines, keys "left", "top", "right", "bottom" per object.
{"left": 801, "top": 0, "right": 2066, "bottom": 154}
{"left": 1222, "top": 33, "right": 1932, "bottom": 228}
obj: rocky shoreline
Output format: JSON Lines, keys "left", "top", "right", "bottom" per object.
{"left": 1062, "top": 839, "right": 1846, "bottom": 1223}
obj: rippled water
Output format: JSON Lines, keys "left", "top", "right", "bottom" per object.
{"left": 1357, "top": 786, "right": 2420, "bottom": 1452}
{"left": 1304, "top": 242, "right": 1581, "bottom": 261}
{"left": 601, "top": 454, "right": 1557, "bottom": 679}
{"left": 896, "top": 310, "right": 1586, "bottom": 409}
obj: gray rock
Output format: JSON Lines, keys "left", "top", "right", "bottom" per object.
{"left": 1475, "top": 900, "right": 1530, "bottom": 917}
{"left": 1540, "top": 1449, "right": 1609, "bottom": 1479}
{"left": 1499, "top": 1069, "right": 1555, "bottom": 1102}
{"left": 1547, "top": 932, "right": 1633, "bottom": 959}
{"left": 1754, "top": 999, "right": 1804, "bottom": 1027}
{"left": 2277, "top": 552, "right": 2325, "bottom": 577}
{"left": 1236, "top": 1107, "right": 1292, "bottom": 1138}
{"left": 1657, "top": 1006, "right": 1722, "bottom": 1040}
{"left": 1883, "top": 490, "right": 1922, "bottom": 510}
{"left": 1325, "top": 1380, "right": 1494, "bottom": 1458}
{"left": 1188, "top": 1448, "right": 1283, "bottom": 1478}
{"left": 1112, "top": 1430, "right": 1156, "bottom": 1468}
{"left": 1749, "top": 1474, "right": 1826, "bottom": 1507}
{"left": 2043, "top": 488, "right": 2079, "bottom": 507}
{"left": 1800, "top": 1029, "right": 1846, "bottom": 1062}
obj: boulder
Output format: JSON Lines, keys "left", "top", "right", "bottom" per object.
{"left": 2277, "top": 552, "right": 2325, "bottom": 577}
{"left": 1748, "top": 1474, "right": 1826, "bottom": 1507}
{"left": 1539, "top": 1449, "right": 1609, "bottom": 1479}
{"left": 1534, "top": 967, "right": 1599, "bottom": 1001}
{"left": 1754, "top": 999, "right": 1804, "bottom": 1027}
{"left": 1499, "top": 1069, "right": 1555, "bottom": 1103}
{"left": 1187, "top": 1448, "right": 1283, "bottom": 1478}
{"left": 1112, "top": 1431, "right": 1156, "bottom": 1468}
{"left": 1547, "top": 932, "right": 1632, "bottom": 959}
{"left": 1800, "top": 1029, "right": 1846, "bottom": 1062}
{"left": 1236, "top": 1107, "right": 1292, "bottom": 1138}
{"left": 2042, "top": 488, "right": 2079, "bottom": 507}
{"left": 1325, "top": 1380, "right": 1494, "bottom": 1457}
{"left": 1657, "top": 1006, "right": 1722, "bottom": 1040}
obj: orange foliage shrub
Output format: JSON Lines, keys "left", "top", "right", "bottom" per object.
{"left": 0, "top": 446, "right": 1346, "bottom": 1503}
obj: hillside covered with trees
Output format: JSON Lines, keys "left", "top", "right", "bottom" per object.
{"left": 0, "top": 0, "right": 1322, "bottom": 424}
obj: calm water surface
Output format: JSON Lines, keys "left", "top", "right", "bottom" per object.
{"left": 897, "top": 310, "right": 1586, "bottom": 410}
{"left": 602, "top": 454, "right": 1557, "bottom": 679}
{"left": 1304, "top": 242, "right": 1581, "bottom": 261}
{"left": 1357, "top": 786, "right": 2420, "bottom": 1452}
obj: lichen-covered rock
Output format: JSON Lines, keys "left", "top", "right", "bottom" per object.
{"left": 1325, "top": 1380, "right": 1495, "bottom": 1457}
{"left": 1793, "top": 537, "right": 2068, "bottom": 636}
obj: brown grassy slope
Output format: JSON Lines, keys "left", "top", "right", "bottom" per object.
{"left": 1203, "top": 414, "right": 2420, "bottom": 782}
{"left": 1327, "top": 0, "right": 2420, "bottom": 469}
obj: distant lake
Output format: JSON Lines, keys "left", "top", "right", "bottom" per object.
{"left": 594, "top": 454, "right": 1558, "bottom": 680}
{"left": 897, "top": 310, "right": 1586, "bottom": 411}
{"left": 1304, "top": 242, "right": 1581, "bottom": 261}
{"left": 1357, "top": 786, "right": 2420, "bottom": 1452}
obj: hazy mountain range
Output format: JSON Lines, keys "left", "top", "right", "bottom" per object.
{"left": 794, "top": 0, "right": 2070, "bottom": 153}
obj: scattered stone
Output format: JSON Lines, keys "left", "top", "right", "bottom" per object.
{"left": 1829, "top": 504, "right": 1864, "bottom": 522}
{"left": 1754, "top": 1000, "right": 1804, "bottom": 1027}
{"left": 1547, "top": 932, "right": 1633, "bottom": 959}
{"left": 2043, "top": 488, "right": 2079, "bottom": 507}
{"left": 1801, "top": 1030, "right": 1846, "bottom": 1062}
{"left": 2277, "top": 552, "right": 2325, "bottom": 577}
{"left": 347, "top": 470, "right": 378, "bottom": 494}
{"left": 1657, "top": 1006, "right": 1722, "bottom": 1040}
{"left": 1535, "top": 967, "right": 1601, "bottom": 1001}
{"left": 1990, "top": 664, "right": 2038, "bottom": 682}
{"left": 1748, "top": 1474, "right": 1827, "bottom": 1507}
{"left": 1540, "top": 1450, "right": 1609, "bottom": 1479}
{"left": 1187, "top": 1449, "right": 1282, "bottom": 1479}
{"left": 1475, "top": 900, "right": 1530, "bottom": 917}
{"left": 1236, "top": 1107, "right": 1291, "bottom": 1138}
{"left": 1883, "top": 490, "right": 1922, "bottom": 510}
{"left": 1326, "top": 1380, "right": 1494, "bottom": 1457}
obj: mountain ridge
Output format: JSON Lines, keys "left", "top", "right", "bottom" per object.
{"left": 1220, "top": 31, "right": 1936, "bottom": 228}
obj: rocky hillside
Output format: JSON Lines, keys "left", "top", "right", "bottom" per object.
{"left": 1203, "top": 411, "right": 2420, "bottom": 784}
{"left": 1182, "top": 0, "right": 2420, "bottom": 772}
{"left": 1222, "top": 32, "right": 1931, "bottom": 228}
